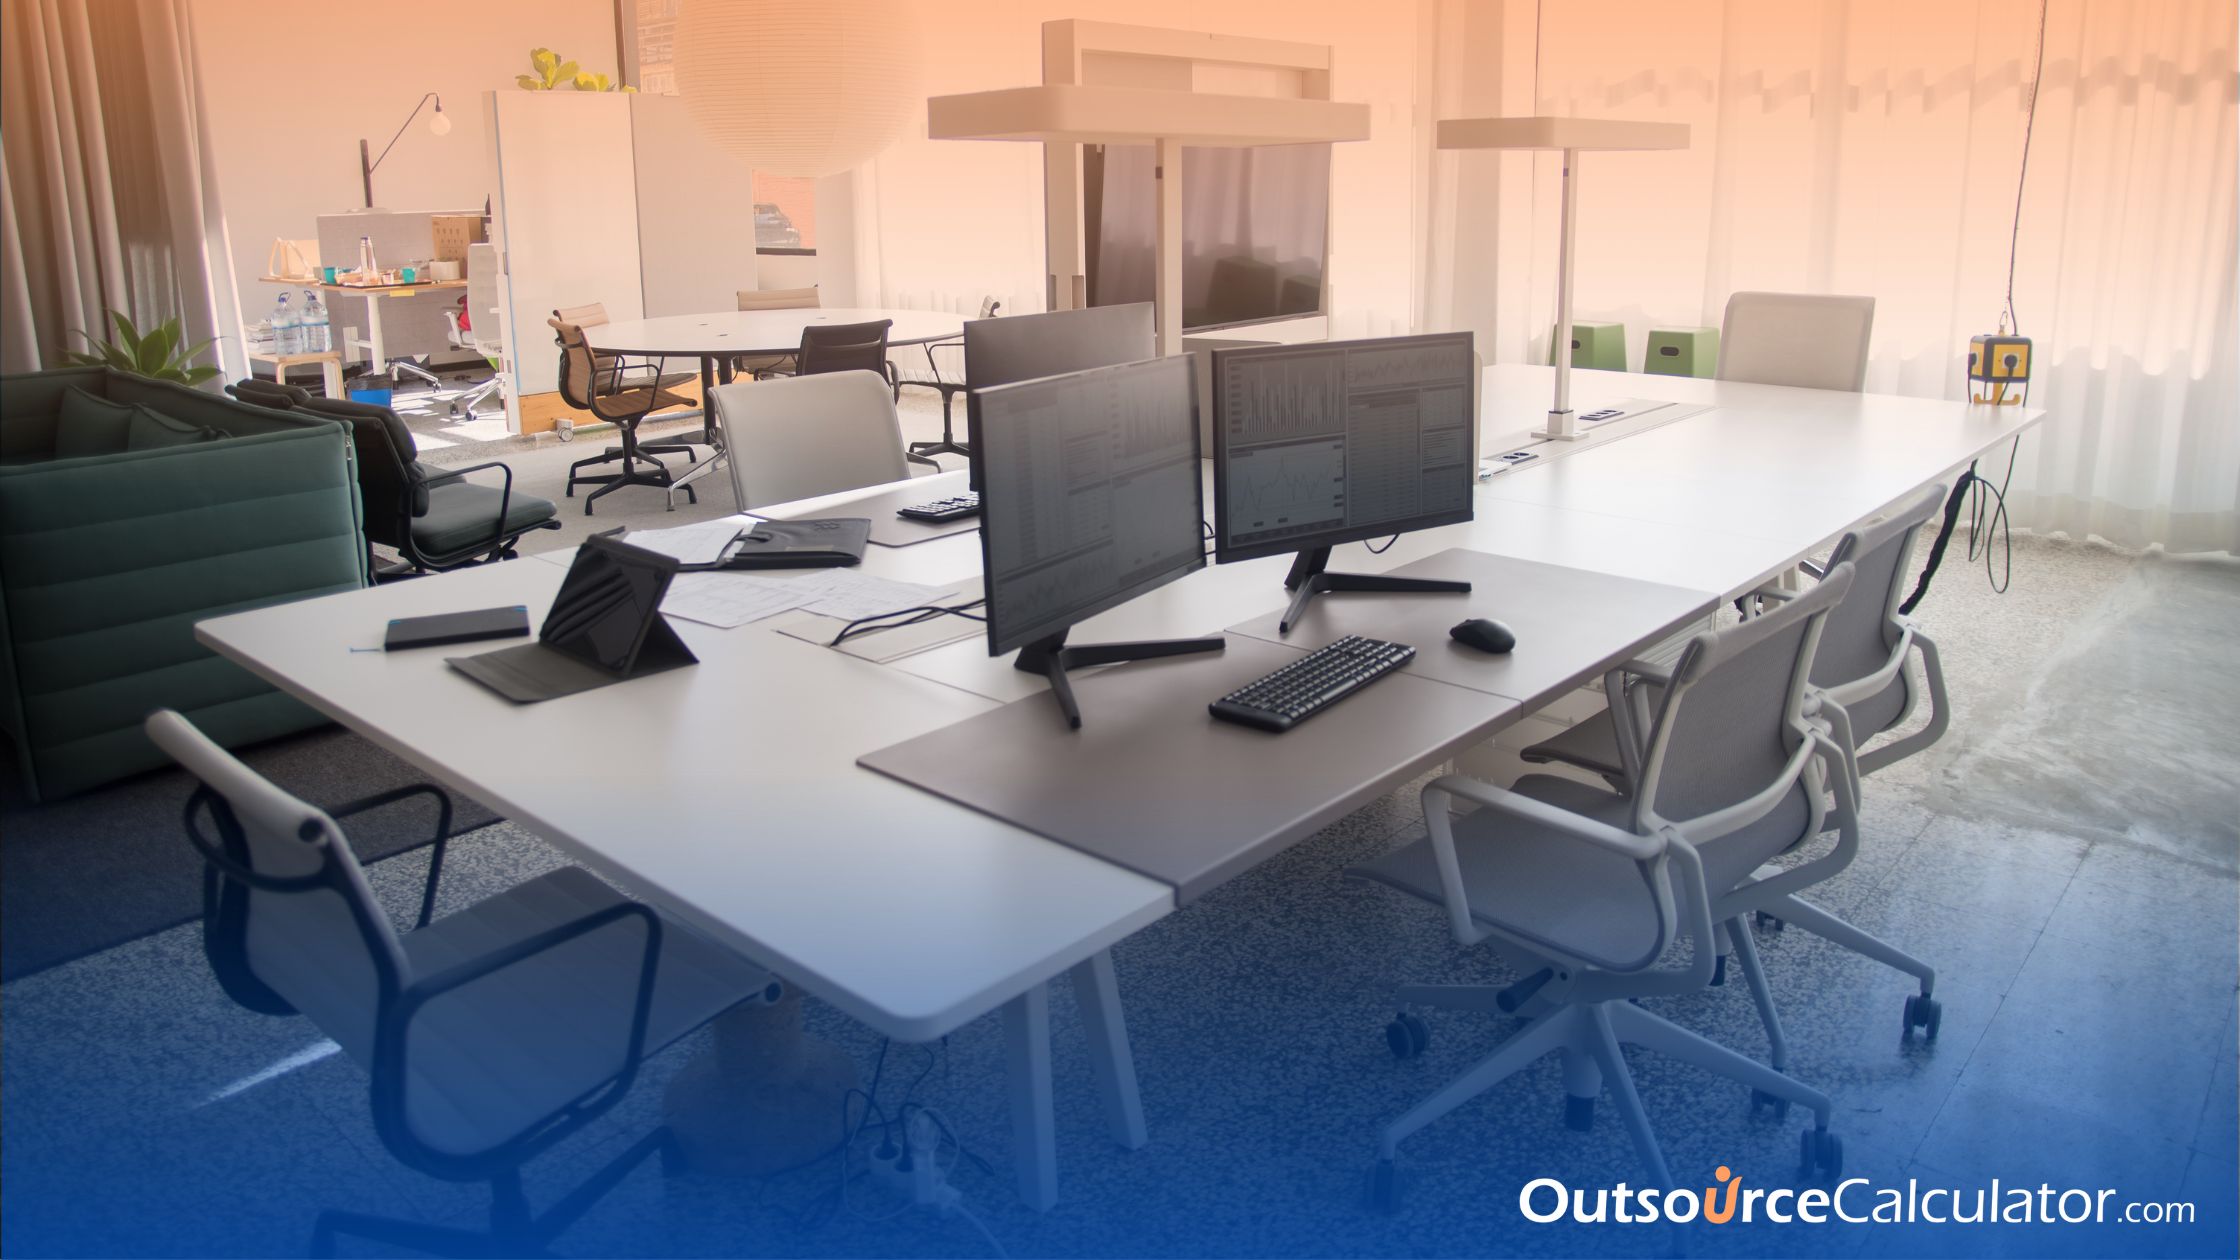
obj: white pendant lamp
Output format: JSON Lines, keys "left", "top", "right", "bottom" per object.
{"left": 675, "top": 0, "right": 924, "bottom": 179}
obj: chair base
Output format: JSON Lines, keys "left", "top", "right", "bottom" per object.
{"left": 310, "top": 1129, "right": 677, "bottom": 1258}
{"left": 1375, "top": 993, "right": 1835, "bottom": 1197}
{"left": 566, "top": 445, "right": 699, "bottom": 516}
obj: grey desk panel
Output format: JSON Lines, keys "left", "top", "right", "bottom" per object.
{"left": 1227, "top": 548, "right": 1718, "bottom": 704}
{"left": 761, "top": 471, "right": 982, "bottom": 548}
{"left": 859, "top": 633, "right": 1514, "bottom": 902}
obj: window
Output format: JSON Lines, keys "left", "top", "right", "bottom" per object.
{"left": 624, "top": 0, "right": 816, "bottom": 256}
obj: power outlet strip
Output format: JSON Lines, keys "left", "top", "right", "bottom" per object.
{"left": 864, "top": 1114, "right": 960, "bottom": 1213}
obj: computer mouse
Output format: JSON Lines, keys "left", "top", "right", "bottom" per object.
{"left": 1449, "top": 618, "right": 1516, "bottom": 654}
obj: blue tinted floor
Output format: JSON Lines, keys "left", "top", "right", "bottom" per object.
{"left": 4, "top": 537, "right": 2235, "bottom": 1258}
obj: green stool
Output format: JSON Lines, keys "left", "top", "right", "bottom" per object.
{"left": 1548, "top": 321, "right": 1626, "bottom": 371}
{"left": 1645, "top": 326, "right": 1719, "bottom": 378}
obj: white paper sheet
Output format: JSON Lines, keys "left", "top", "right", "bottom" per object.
{"left": 787, "top": 571, "right": 951, "bottom": 622}
{"left": 660, "top": 572, "right": 813, "bottom": 629}
{"left": 625, "top": 515, "right": 762, "bottom": 567}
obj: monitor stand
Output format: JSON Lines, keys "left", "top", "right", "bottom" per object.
{"left": 1015, "top": 630, "right": 1225, "bottom": 730}
{"left": 1279, "top": 545, "right": 1471, "bottom": 634}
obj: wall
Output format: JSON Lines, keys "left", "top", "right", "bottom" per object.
{"left": 192, "top": 0, "right": 619, "bottom": 332}
{"left": 844, "top": 0, "right": 1432, "bottom": 337}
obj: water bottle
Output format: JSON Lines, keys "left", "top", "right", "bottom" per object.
{"left": 357, "top": 235, "right": 377, "bottom": 279}
{"left": 300, "top": 290, "right": 330, "bottom": 353}
{"left": 270, "top": 292, "right": 298, "bottom": 356}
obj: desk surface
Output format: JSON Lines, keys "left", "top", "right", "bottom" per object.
{"left": 587, "top": 309, "right": 967, "bottom": 357}
{"left": 198, "top": 363, "right": 2043, "bottom": 1041}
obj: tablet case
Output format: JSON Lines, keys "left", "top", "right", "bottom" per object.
{"left": 449, "top": 534, "right": 698, "bottom": 703}
{"left": 716, "top": 517, "right": 870, "bottom": 569}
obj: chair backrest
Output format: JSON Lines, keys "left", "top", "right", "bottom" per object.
{"left": 796, "top": 319, "right": 893, "bottom": 377}
{"left": 465, "top": 243, "right": 502, "bottom": 356}
{"left": 713, "top": 370, "right": 909, "bottom": 509}
{"left": 976, "top": 296, "right": 1002, "bottom": 320}
{"left": 736, "top": 285, "right": 820, "bottom": 312}
{"left": 225, "top": 380, "right": 425, "bottom": 542}
{"left": 549, "top": 318, "right": 602, "bottom": 410}
{"left": 1808, "top": 483, "right": 1945, "bottom": 728}
{"left": 551, "top": 301, "right": 610, "bottom": 331}
{"left": 1716, "top": 292, "right": 1875, "bottom": 391}
{"left": 146, "top": 709, "right": 407, "bottom": 1063}
{"left": 1635, "top": 562, "right": 1856, "bottom": 892}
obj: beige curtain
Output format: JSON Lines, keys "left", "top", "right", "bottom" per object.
{"left": 1, "top": 0, "right": 242, "bottom": 380}
{"left": 1423, "top": 0, "right": 2239, "bottom": 554}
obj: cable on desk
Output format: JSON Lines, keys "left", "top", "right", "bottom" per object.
{"left": 828, "top": 599, "right": 987, "bottom": 647}
{"left": 1365, "top": 534, "right": 1400, "bottom": 555}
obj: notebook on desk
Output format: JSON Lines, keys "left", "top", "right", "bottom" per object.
{"left": 715, "top": 518, "right": 871, "bottom": 569}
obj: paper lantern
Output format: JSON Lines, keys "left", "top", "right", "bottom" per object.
{"left": 675, "top": 0, "right": 924, "bottom": 179}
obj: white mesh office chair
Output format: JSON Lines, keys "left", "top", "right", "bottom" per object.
{"left": 1351, "top": 564, "right": 1860, "bottom": 1208}
{"left": 1522, "top": 484, "right": 1953, "bottom": 1046}
{"left": 441, "top": 243, "right": 506, "bottom": 419}
{"left": 713, "top": 370, "right": 913, "bottom": 511}
{"left": 147, "top": 710, "right": 775, "bottom": 1257}
{"left": 1717, "top": 292, "right": 1876, "bottom": 392}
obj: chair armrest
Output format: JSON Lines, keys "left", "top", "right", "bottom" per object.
{"left": 1798, "top": 557, "right": 1829, "bottom": 580}
{"left": 327, "top": 782, "right": 459, "bottom": 928}
{"left": 435, "top": 460, "right": 517, "bottom": 560}
{"left": 1420, "top": 775, "right": 1665, "bottom": 948}
{"left": 1614, "top": 658, "right": 1676, "bottom": 686}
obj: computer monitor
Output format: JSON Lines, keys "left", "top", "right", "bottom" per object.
{"left": 1210, "top": 332, "right": 1479, "bottom": 632}
{"left": 976, "top": 355, "right": 1222, "bottom": 727}
{"left": 963, "top": 302, "right": 1156, "bottom": 492}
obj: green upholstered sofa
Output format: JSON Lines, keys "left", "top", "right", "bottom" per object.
{"left": 0, "top": 367, "right": 369, "bottom": 800}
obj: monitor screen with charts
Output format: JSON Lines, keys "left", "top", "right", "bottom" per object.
{"left": 964, "top": 303, "right": 1156, "bottom": 492}
{"left": 977, "top": 356, "right": 1206, "bottom": 656}
{"left": 1210, "top": 333, "right": 1476, "bottom": 563}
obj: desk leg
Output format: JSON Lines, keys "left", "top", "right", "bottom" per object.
{"left": 1071, "top": 950, "right": 1147, "bottom": 1149}
{"left": 366, "top": 300, "right": 387, "bottom": 373}
{"left": 320, "top": 356, "right": 344, "bottom": 398}
{"left": 1001, "top": 984, "right": 1058, "bottom": 1210}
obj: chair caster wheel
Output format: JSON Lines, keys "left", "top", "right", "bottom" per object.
{"left": 1751, "top": 1087, "right": 1791, "bottom": 1120}
{"left": 1368, "top": 1159, "right": 1402, "bottom": 1213}
{"left": 1904, "top": 993, "right": 1942, "bottom": 1041}
{"left": 1565, "top": 1095, "right": 1595, "bottom": 1132}
{"left": 1756, "top": 911, "right": 1785, "bottom": 932}
{"left": 1385, "top": 1012, "right": 1428, "bottom": 1060}
{"left": 1799, "top": 1128, "right": 1843, "bottom": 1180}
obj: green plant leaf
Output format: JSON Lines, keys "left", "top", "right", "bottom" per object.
{"left": 532, "top": 48, "right": 557, "bottom": 72}
{"left": 137, "top": 321, "right": 175, "bottom": 373}
{"left": 108, "top": 310, "right": 142, "bottom": 358}
{"left": 99, "top": 343, "right": 135, "bottom": 372}
{"left": 516, "top": 74, "right": 543, "bottom": 91}
{"left": 59, "top": 350, "right": 101, "bottom": 367}
{"left": 179, "top": 365, "right": 221, "bottom": 385}
{"left": 555, "top": 60, "right": 579, "bottom": 83}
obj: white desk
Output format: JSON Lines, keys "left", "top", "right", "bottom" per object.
{"left": 197, "top": 363, "right": 2042, "bottom": 1207}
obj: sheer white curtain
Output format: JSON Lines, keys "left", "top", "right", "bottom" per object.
{"left": 1, "top": 0, "right": 243, "bottom": 380}
{"left": 1425, "top": 0, "right": 2237, "bottom": 553}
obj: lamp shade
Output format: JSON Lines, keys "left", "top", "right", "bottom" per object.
{"left": 676, "top": 0, "right": 923, "bottom": 179}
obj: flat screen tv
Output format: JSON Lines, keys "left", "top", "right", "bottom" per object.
{"left": 1082, "top": 143, "right": 1330, "bottom": 333}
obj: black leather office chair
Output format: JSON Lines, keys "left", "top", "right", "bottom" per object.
{"left": 227, "top": 380, "right": 558, "bottom": 578}
{"left": 897, "top": 297, "right": 999, "bottom": 460}
{"left": 795, "top": 319, "right": 935, "bottom": 469}
{"left": 550, "top": 320, "right": 699, "bottom": 515}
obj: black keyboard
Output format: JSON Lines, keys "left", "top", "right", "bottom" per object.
{"left": 1209, "top": 635, "right": 1416, "bottom": 732}
{"left": 897, "top": 492, "right": 980, "bottom": 523}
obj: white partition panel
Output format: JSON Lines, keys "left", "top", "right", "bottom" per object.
{"left": 487, "top": 91, "right": 645, "bottom": 425}
{"left": 632, "top": 95, "right": 760, "bottom": 317}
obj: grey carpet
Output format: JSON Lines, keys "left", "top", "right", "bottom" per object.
{"left": 0, "top": 725, "right": 499, "bottom": 982}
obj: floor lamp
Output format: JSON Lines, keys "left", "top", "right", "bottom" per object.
{"left": 1438, "top": 117, "right": 1688, "bottom": 440}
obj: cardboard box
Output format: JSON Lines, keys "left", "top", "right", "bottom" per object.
{"left": 431, "top": 214, "right": 487, "bottom": 263}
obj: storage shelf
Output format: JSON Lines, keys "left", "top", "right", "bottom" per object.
{"left": 929, "top": 84, "right": 1369, "bottom": 147}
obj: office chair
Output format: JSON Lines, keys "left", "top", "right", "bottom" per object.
{"left": 894, "top": 296, "right": 1000, "bottom": 460}
{"left": 712, "top": 370, "right": 912, "bottom": 511}
{"left": 1716, "top": 292, "right": 1876, "bottom": 392}
{"left": 226, "top": 379, "right": 559, "bottom": 577}
{"left": 794, "top": 317, "right": 936, "bottom": 471}
{"left": 551, "top": 319, "right": 699, "bottom": 515}
{"left": 1521, "top": 484, "right": 1952, "bottom": 1041}
{"left": 147, "top": 709, "right": 773, "bottom": 1258}
{"left": 1350, "top": 564, "right": 1861, "bottom": 1207}
{"left": 441, "top": 244, "right": 506, "bottom": 419}
{"left": 734, "top": 285, "right": 820, "bottom": 378}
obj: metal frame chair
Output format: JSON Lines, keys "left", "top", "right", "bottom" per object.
{"left": 148, "top": 709, "right": 773, "bottom": 1258}
{"left": 1350, "top": 564, "right": 1861, "bottom": 1209}
{"left": 895, "top": 297, "right": 1001, "bottom": 460}
{"left": 551, "top": 319, "right": 700, "bottom": 515}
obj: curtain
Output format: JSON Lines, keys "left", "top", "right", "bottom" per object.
{"left": 1425, "top": 0, "right": 2238, "bottom": 554}
{"left": 1, "top": 0, "right": 243, "bottom": 381}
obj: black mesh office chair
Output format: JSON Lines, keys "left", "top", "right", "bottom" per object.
{"left": 796, "top": 319, "right": 935, "bottom": 470}
{"left": 551, "top": 319, "right": 699, "bottom": 515}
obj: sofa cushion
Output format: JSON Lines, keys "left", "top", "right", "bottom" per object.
{"left": 55, "top": 387, "right": 137, "bottom": 458}
{"left": 126, "top": 409, "right": 221, "bottom": 450}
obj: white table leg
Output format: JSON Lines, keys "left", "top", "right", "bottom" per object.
{"left": 1001, "top": 984, "right": 1057, "bottom": 1211}
{"left": 320, "top": 356, "right": 344, "bottom": 397}
{"left": 1070, "top": 950, "right": 1147, "bottom": 1149}
{"left": 365, "top": 299, "right": 387, "bottom": 373}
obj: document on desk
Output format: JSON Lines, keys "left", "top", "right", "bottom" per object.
{"left": 769, "top": 577, "right": 985, "bottom": 663}
{"left": 623, "top": 516, "right": 762, "bottom": 567}
{"left": 660, "top": 572, "right": 815, "bottom": 629}
{"left": 789, "top": 571, "right": 949, "bottom": 621}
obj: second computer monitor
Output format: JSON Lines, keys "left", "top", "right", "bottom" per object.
{"left": 1210, "top": 332, "right": 1477, "bottom": 562}
{"left": 964, "top": 302, "right": 1157, "bottom": 491}
{"left": 977, "top": 355, "right": 1206, "bottom": 658}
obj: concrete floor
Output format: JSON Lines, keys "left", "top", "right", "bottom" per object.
{"left": 3, "top": 524, "right": 2234, "bottom": 1256}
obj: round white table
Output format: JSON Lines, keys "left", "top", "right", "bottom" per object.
{"left": 583, "top": 308, "right": 970, "bottom": 507}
